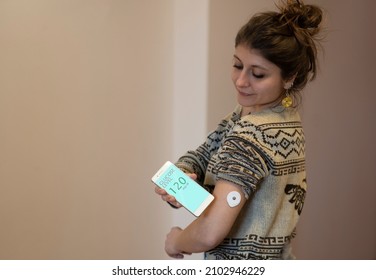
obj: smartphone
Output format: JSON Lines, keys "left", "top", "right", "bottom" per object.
{"left": 152, "top": 161, "right": 214, "bottom": 217}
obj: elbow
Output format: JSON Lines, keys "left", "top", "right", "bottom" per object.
{"left": 198, "top": 232, "right": 226, "bottom": 251}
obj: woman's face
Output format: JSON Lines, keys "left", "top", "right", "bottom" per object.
{"left": 231, "top": 45, "right": 286, "bottom": 115}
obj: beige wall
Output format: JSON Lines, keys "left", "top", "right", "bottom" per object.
{"left": 1, "top": 0, "right": 375, "bottom": 260}
{"left": 0, "top": 0, "right": 175, "bottom": 259}
{"left": 294, "top": 0, "right": 376, "bottom": 259}
{"left": 208, "top": 0, "right": 376, "bottom": 259}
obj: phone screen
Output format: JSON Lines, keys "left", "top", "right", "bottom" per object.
{"left": 152, "top": 161, "right": 214, "bottom": 216}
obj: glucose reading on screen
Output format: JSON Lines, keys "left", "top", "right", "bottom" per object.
{"left": 152, "top": 161, "right": 214, "bottom": 216}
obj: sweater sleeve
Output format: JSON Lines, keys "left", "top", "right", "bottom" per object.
{"left": 175, "top": 112, "right": 235, "bottom": 185}
{"left": 175, "top": 129, "right": 224, "bottom": 185}
{"left": 212, "top": 135, "right": 269, "bottom": 200}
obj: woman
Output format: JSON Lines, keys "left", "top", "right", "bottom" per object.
{"left": 155, "top": 0, "right": 323, "bottom": 260}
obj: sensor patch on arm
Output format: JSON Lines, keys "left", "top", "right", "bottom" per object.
{"left": 227, "top": 191, "right": 241, "bottom": 207}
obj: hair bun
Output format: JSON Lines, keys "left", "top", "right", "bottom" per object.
{"left": 279, "top": 0, "right": 323, "bottom": 36}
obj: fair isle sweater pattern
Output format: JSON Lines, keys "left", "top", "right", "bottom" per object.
{"left": 176, "top": 106, "right": 307, "bottom": 259}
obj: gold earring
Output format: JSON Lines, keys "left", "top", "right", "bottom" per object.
{"left": 282, "top": 91, "right": 293, "bottom": 108}
{"left": 282, "top": 82, "right": 294, "bottom": 108}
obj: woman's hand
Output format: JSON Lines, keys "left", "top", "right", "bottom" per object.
{"left": 154, "top": 173, "right": 198, "bottom": 209}
{"left": 154, "top": 186, "right": 182, "bottom": 208}
{"left": 165, "top": 227, "right": 192, "bottom": 259}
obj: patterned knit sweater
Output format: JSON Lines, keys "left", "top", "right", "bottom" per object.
{"left": 175, "top": 105, "right": 307, "bottom": 259}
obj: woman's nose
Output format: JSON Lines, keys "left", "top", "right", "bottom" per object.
{"left": 236, "top": 71, "right": 250, "bottom": 87}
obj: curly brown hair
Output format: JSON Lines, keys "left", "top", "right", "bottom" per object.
{"left": 235, "top": 0, "right": 324, "bottom": 106}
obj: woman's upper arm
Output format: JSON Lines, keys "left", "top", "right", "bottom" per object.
{"left": 196, "top": 179, "right": 247, "bottom": 247}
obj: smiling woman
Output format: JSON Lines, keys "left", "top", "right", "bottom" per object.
{"left": 155, "top": 0, "right": 324, "bottom": 260}
{"left": 234, "top": 0, "right": 323, "bottom": 109}
{"left": 231, "top": 46, "right": 288, "bottom": 115}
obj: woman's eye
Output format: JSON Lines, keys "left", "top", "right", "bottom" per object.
{"left": 233, "top": 64, "right": 243, "bottom": 70}
{"left": 253, "top": 73, "right": 265, "bottom": 79}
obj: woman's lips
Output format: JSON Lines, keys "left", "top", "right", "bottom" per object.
{"left": 238, "top": 91, "right": 252, "bottom": 96}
